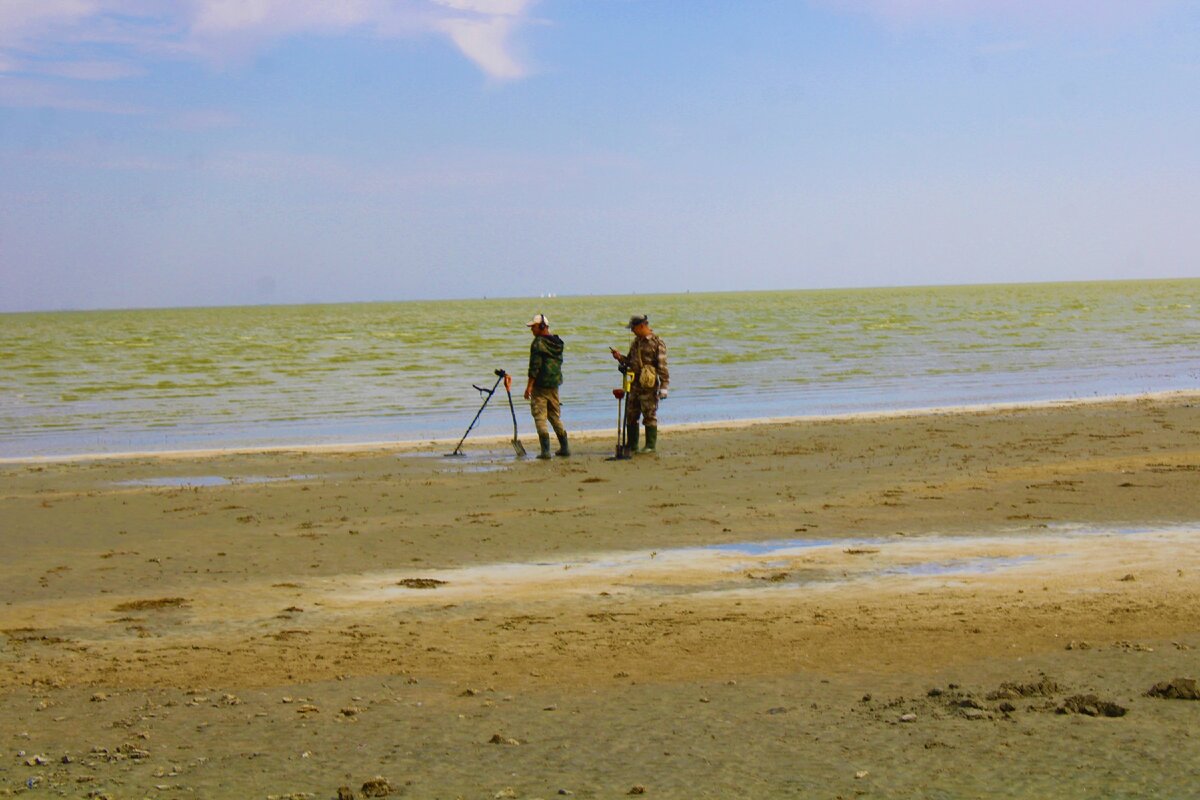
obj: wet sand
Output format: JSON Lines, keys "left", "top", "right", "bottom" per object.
{"left": 2, "top": 394, "right": 1199, "bottom": 798}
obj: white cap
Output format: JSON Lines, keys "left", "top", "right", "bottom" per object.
{"left": 525, "top": 313, "right": 549, "bottom": 328}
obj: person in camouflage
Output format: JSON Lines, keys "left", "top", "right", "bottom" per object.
{"left": 523, "top": 313, "right": 569, "bottom": 459}
{"left": 609, "top": 314, "right": 669, "bottom": 453}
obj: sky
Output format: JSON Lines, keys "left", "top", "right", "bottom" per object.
{"left": 1, "top": 0, "right": 1198, "bottom": 312}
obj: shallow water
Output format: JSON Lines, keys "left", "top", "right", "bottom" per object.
{"left": 3, "top": 279, "right": 1198, "bottom": 457}
{"left": 886, "top": 555, "right": 1040, "bottom": 577}
{"left": 348, "top": 524, "right": 1198, "bottom": 604}
{"left": 436, "top": 463, "right": 510, "bottom": 474}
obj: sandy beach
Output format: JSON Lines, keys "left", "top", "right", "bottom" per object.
{"left": 2, "top": 394, "right": 1199, "bottom": 798}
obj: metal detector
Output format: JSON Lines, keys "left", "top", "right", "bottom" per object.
{"left": 606, "top": 368, "right": 634, "bottom": 461}
{"left": 446, "top": 370, "right": 506, "bottom": 457}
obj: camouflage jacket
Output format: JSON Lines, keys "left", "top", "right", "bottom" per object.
{"left": 528, "top": 334, "right": 564, "bottom": 388}
{"left": 626, "top": 333, "right": 669, "bottom": 390}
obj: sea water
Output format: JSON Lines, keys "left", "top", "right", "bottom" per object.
{"left": 2, "top": 279, "right": 1198, "bottom": 458}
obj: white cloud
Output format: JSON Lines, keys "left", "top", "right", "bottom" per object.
{"left": 435, "top": 0, "right": 530, "bottom": 15}
{"left": 188, "top": 0, "right": 383, "bottom": 35}
{"left": 0, "top": 0, "right": 103, "bottom": 37}
{"left": 0, "top": 0, "right": 538, "bottom": 97}
{"left": 438, "top": 14, "right": 526, "bottom": 81}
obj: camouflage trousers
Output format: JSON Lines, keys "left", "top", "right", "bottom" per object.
{"left": 529, "top": 386, "right": 567, "bottom": 438}
{"left": 625, "top": 386, "right": 659, "bottom": 427}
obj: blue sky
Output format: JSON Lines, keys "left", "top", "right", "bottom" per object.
{"left": 1, "top": 0, "right": 1198, "bottom": 312}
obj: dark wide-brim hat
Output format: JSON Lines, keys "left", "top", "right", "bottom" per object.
{"left": 626, "top": 314, "right": 648, "bottom": 329}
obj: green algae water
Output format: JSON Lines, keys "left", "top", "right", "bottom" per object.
{"left": 2, "top": 280, "right": 1198, "bottom": 458}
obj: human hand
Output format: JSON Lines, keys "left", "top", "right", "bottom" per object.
{"left": 658, "top": 388, "right": 668, "bottom": 400}
{"left": 523, "top": 387, "right": 532, "bottom": 400}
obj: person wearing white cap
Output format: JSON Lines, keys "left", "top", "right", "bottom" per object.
{"left": 523, "top": 313, "right": 569, "bottom": 459}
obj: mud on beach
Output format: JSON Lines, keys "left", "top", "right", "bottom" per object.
{"left": 2, "top": 394, "right": 1199, "bottom": 798}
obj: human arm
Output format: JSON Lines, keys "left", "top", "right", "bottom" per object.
{"left": 655, "top": 338, "right": 669, "bottom": 392}
{"left": 527, "top": 339, "right": 543, "bottom": 397}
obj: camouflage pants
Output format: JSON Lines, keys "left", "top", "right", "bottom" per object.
{"left": 625, "top": 387, "right": 659, "bottom": 427}
{"left": 529, "top": 386, "right": 566, "bottom": 438}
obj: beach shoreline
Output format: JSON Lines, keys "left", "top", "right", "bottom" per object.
{"left": 5, "top": 388, "right": 1198, "bottom": 465}
{"left": 3, "top": 391, "right": 1198, "bottom": 797}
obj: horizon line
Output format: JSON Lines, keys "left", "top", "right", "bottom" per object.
{"left": 1, "top": 275, "right": 1195, "bottom": 316}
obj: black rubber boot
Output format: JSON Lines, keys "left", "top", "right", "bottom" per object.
{"left": 626, "top": 424, "right": 639, "bottom": 454}
{"left": 639, "top": 425, "right": 658, "bottom": 453}
{"left": 555, "top": 431, "right": 570, "bottom": 457}
{"left": 537, "top": 433, "right": 553, "bottom": 459}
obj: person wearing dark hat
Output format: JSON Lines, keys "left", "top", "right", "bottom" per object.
{"left": 609, "top": 314, "right": 669, "bottom": 453}
{"left": 523, "top": 313, "right": 569, "bottom": 459}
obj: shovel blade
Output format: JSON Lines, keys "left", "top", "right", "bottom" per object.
{"left": 608, "top": 444, "right": 633, "bottom": 461}
{"left": 511, "top": 439, "right": 527, "bottom": 457}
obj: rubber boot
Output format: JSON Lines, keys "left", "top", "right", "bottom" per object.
{"left": 555, "top": 431, "right": 570, "bottom": 457}
{"left": 639, "top": 425, "right": 658, "bottom": 454}
{"left": 626, "top": 424, "right": 639, "bottom": 455}
{"left": 537, "top": 432, "right": 553, "bottom": 459}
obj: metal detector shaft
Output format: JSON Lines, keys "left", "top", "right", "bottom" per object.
{"left": 607, "top": 385, "right": 631, "bottom": 461}
{"left": 617, "top": 393, "right": 625, "bottom": 457}
{"left": 619, "top": 367, "right": 634, "bottom": 459}
{"left": 448, "top": 373, "right": 504, "bottom": 456}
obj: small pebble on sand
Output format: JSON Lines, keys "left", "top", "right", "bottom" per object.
{"left": 489, "top": 734, "right": 521, "bottom": 746}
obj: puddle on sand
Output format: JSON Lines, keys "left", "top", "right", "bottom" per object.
{"left": 631, "top": 567, "right": 838, "bottom": 596}
{"left": 437, "top": 463, "right": 510, "bottom": 474}
{"left": 632, "top": 557, "right": 1047, "bottom": 597}
{"left": 408, "top": 451, "right": 516, "bottom": 473}
{"left": 343, "top": 524, "right": 1198, "bottom": 605}
{"left": 116, "top": 474, "right": 317, "bottom": 488}
{"left": 706, "top": 539, "right": 840, "bottom": 555}
{"left": 885, "top": 555, "right": 1042, "bottom": 577}
{"left": 412, "top": 450, "right": 521, "bottom": 461}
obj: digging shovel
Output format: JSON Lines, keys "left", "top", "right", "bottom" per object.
{"left": 501, "top": 371, "right": 527, "bottom": 457}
